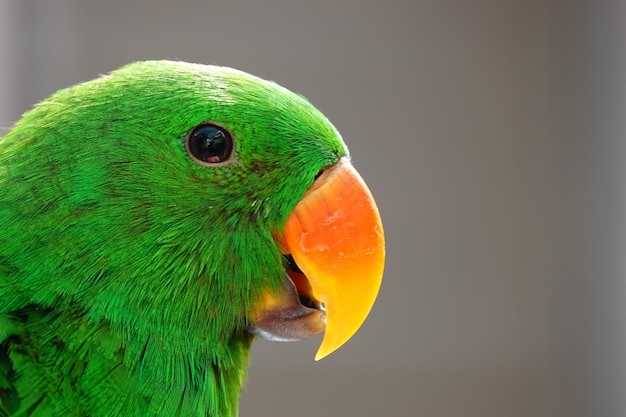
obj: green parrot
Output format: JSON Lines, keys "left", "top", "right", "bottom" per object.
{"left": 0, "top": 61, "right": 384, "bottom": 417}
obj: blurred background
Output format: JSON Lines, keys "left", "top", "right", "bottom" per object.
{"left": 1, "top": 1, "right": 624, "bottom": 416}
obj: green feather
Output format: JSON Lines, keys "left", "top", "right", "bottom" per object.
{"left": 0, "top": 61, "right": 348, "bottom": 416}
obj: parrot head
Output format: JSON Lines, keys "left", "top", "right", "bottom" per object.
{"left": 0, "top": 60, "right": 384, "bottom": 415}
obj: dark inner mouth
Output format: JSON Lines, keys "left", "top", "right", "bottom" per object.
{"left": 283, "top": 254, "right": 321, "bottom": 310}
{"left": 283, "top": 253, "right": 303, "bottom": 274}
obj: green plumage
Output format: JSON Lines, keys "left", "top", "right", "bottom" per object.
{"left": 0, "top": 61, "right": 347, "bottom": 416}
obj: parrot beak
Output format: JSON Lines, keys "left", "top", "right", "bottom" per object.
{"left": 250, "top": 158, "right": 385, "bottom": 360}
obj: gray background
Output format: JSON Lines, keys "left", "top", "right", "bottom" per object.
{"left": 1, "top": 1, "right": 625, "bottom": 416}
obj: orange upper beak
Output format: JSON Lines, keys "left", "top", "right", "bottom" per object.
{"left": 281, "top": 158, "right": 385, "bottom": 360}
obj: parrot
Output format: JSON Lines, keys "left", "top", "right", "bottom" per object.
{"left": 0, "top": 60, "right": 384, "bottom": 417}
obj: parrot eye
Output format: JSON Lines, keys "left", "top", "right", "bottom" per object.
{"left": 185, "top": 122, "right": 235, "bottom": 166}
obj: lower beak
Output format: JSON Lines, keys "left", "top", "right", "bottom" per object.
{"left": 250, "top": 158, "right": 385, "bottom": 360}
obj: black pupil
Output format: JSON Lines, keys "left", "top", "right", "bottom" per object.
{"left": 189, "top": 125, "right": 232, "bottom": 163}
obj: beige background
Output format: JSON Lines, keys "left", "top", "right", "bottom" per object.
{"left": 1, "top": 1, "right": 625, "bottom": 416}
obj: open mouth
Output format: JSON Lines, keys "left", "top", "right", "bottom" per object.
{"left": 248, "top": 158, "right": 385, "bottom": 359}
{"left": 246, "top": 253, "right": 327, "bottom": 343}
{"left": 283, "top": 254, "right": 323, "bottom": 312}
